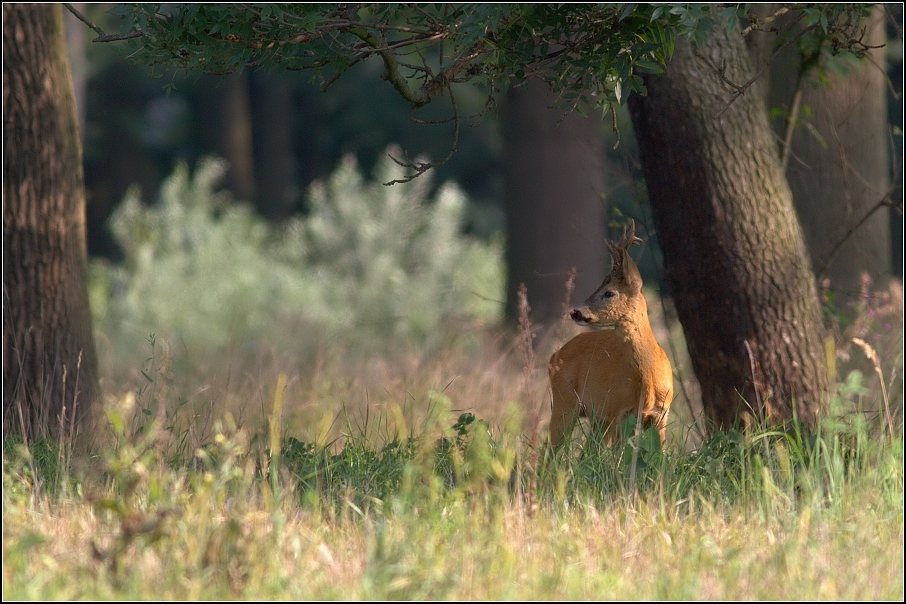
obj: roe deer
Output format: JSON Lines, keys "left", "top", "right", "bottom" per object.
{"left": 548, "top": 221, "right": 673, "bottom": 448}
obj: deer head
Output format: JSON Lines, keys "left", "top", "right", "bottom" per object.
{"left": 570, "top": 220, "right": 645, "bottom": 329}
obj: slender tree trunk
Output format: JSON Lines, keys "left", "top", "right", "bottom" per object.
{"left": 767, "top": 8, "right": 891, "bottom": 298}
{"left": 250, "top": 71, "right": 299, "bottom": 221}
{"left": 82, "top": 61, "right": 161, "bottom": 261}
{"left": 629, "top": 31, "right": 829, "bottom": 431}
{"left": 3, "top": 3, "right": 99, "bottom": 441}
{"left": 503, "top": 78, "right": 607, "bottom": 324}
{"left": 196, "top": 72, "right": 256, "bottom": 202}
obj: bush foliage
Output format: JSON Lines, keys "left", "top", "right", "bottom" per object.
{"left": 90, "top": 151, "right": 504, "bottom": 359}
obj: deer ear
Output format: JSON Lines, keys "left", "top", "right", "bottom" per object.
{"left": 621, "top": 251, "right": 643, "bottom": 293}
{"left": 606, "top": 221, "right": 644, "bottom": 291}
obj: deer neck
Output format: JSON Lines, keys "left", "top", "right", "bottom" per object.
{"left": 614, "top": 304, "right": 659, "bottom": 363}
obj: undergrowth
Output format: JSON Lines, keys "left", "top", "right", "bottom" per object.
{"left": 5, "top": 312, "right": 903, "bottom": 599}
{"left": 3, "top": 389, "right": 902, "bottom": 598}
{"left": 5, "top": 149, "right": 902, "bottom": 599}
{"left": 89, "top": 150, "right": 504, "bottom": 375}
{"left": 4, "top": 381, "right": 901, "bottom": 513}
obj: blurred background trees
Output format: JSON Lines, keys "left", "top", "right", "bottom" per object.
{"left": 71, "top": 4, "right": 903, "bottom": 422}
{"left": 68, "top": 5, "right": 506, "bottom": 261}
{"left": 6, "top": 4, "right": 900, "bottom": 441}
{"left": 68, "top": 4, "right": 902, "bottom": 285}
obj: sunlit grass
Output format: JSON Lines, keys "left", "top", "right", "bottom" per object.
{"left": 3, "top": 448, "right": 902, "bottom": 599}
{"left": 3, "top": 319, "right": 903, "bottom": 600}
{"left": 8, "top": 153, "right": 902, "bottom": 600}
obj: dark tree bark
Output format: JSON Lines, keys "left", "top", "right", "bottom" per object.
{"left": 766, "top": 7, "right": 892, "bottom": 298}
{"left": 3, "top": 3, "right": 99, "bottom": 441}
{"left": 503, "top": 78, "right": 607, "bottom": 324}
{"left": 82, "top": 59, "right": 161, "bottom": 261}
{"left": 629, "top": 30, "right": 829, "bottom": 430}
{"left": 195, "top": 72, "right": 256, "bottom": 202}
{"left": 250, "top": 71, "right": 300, "bottom": 221}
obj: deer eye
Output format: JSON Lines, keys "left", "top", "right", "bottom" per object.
{"left": 603, "top": 291, "right": 617, "bottom": 299}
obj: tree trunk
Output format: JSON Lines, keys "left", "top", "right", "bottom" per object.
{"left": 62, "top": 3, "right": 87, "bottom": 140}
{"left": 250, "top": 71, "right": 299, "bottom": 221}
{"left": 766, "top": 7, "right": 891, "bottom": 298}
{"left": 628, "top": 31, "right": 829, "bottom": 431}
{"left": 3, "top": 3, "right": 99, "bottom": 441}
{"left": 503, "top": 78, "right": 607, "bottom": 324}
{"left": 195, "top": 72, "right": 256, "bottom": 203}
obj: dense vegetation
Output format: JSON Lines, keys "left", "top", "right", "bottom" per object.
{"left": 4, "top": 155, "right": 903, "bottom": 600}
{"left": 3, "top": 369, "right": 902, "bottom": 599}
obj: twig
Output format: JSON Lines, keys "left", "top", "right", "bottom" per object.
{"left": 63, "top": 3, "right": 144, "bottom": 42}
{"left": 780, "top": 88, "right": 803, "bottom": 173}
{"left": 863, "top": 51, "right": 901, "bottom": 100}
{"left": 517, "top": 284, "right": 542, "bottom": 516}
{"left": 816, "top": 187, "right": 901, "bottom": 282}
{"left": 555, "top": 267, "right": 578, "bottom": 348}
{"left": 707, "top": 21, "right": 817, "bottom": 117}
{"left": 383, "top": 79, "right": 462, "bottom": 185}
{"left": 772, "top": 127, "right": 811, "bottom": 170}
{"left": 741, "top": 6, "right": 791, "bottom": 37}
{"left": 609, "top": 102, "right": 621, "bottom": 150}
{"left": 743, "top": 340, "right": 764, "bottom": 417}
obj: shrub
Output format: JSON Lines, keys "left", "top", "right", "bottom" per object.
{"left": 90, "top": 151, "right": 504, "bottom": 362}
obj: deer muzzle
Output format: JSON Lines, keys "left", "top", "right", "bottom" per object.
{"left": 570, "top": 306, "right": 616, "bottom": 330}
{"left": 570, "top": 307, "right": 595, "bottom": 325}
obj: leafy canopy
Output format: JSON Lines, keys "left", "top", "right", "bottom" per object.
{"left": 108, "top": 4, "right": 876, "bottom": 107}
{"left": 99, "top": 3, "right": 877, "bottom": 180}
{"left": 110, "top": 4, "right": 751, "bottom": 112}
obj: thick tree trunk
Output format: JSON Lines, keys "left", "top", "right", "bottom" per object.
{"left": 767, "top": 8, "right": 891, "bottom": 298}
{"left": 3, "top": 4, "right": 99, "bottom": 441}
{"left": 503, "top": 78, "right": 607, "bottom": 324}
{"left": 628, "top": 31, "right": 829, "bottom": 430}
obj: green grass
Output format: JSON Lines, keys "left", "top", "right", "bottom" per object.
{"left": 3, "top": 330, "right": 903, "bottom": 600}
{"left": 8, "top": 164, "right": 905, "bottom": 598}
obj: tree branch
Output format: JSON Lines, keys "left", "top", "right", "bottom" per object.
{"left": 816, "top": 187, "right": 903, "bottom": 282}
{"left": 63, "top": 3, "right": 143, "bottom": 42}
{"left": 741, "top": 5, "right": 791, "bottom": 36}
{"left": 703, "top": 20, "right": 817, "bottom": 117}
{"left": 383, "top": 81, "right": 462, "bottom": 185}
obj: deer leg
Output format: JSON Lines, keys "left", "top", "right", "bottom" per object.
{"left": 548, "top": 383, "right": 581, "bottom": 449}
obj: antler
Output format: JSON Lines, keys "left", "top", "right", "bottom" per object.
{"left": 616, "top": 219, "right": 644, "bottom": 250}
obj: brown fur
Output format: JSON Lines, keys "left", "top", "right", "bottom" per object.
{"left": 548, "top": 221, "right": 674, "bottom": 447}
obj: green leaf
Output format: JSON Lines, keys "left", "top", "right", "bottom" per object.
{"left": 620, "top": 3, "right": 637, "bottom": 21}
{"left": 635, "top": 60, "right": 663, "bottom": 75}
{"left": 107, "top": 5, "right": 134, "bottom": 16}
{"left": 640, "top": 427, "right": 662, "bottom": 456}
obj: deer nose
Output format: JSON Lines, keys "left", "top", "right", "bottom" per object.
{"left": 570, "top": 308, "right": 587, "bottom": 322}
